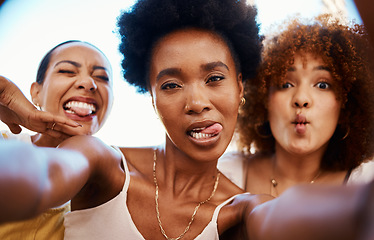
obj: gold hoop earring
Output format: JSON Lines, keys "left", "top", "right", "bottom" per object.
{"left": 341, "top": 126, "right": 350, "bottom": 141}
{"left": 240, "top": 97, "right": 246, "bottom": 106}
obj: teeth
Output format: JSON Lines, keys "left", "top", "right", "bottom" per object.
{"left": 64, "top": 101, "right": 96, "bottom": 113}
{"left": 190, "top": 131, "right": 214, "bottom": 139}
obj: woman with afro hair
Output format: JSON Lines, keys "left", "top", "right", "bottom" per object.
{"left": 219, "top": 14, "right": 374, "bottom": 197}
{"left": 0, "top": 1, "right": 373, "bottom": 240}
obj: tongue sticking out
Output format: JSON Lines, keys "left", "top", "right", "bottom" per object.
{"left": 69, "top": 106, "right": 93, "bottom": 117}
{"left": 200, "top": 123, "right": 223, "bottom": 134}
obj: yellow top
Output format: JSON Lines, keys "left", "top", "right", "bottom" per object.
{"left": 0, "top": 204, "right": 70, "bottom": 240}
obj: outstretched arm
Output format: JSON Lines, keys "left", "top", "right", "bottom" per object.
{"left": 246, "top": 182, "right": 374, "bottom": 240}
{"left": 0, "top": 75, "right": 81, "bottom": 137}
{"left": 0, "top": 135, "right": 123, "bottom": 223}
{"left": 0, "top": 140, "right": 90, "bottom": 223}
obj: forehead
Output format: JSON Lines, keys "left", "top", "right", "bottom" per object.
{"left": 49, "top": 43, "right": 111, "bottom": 71}
{"left": 151, "top": 29, "right": 235, "bottom": 70}
{"left": 291, "top": 52, "right": 326, "bottom": 68}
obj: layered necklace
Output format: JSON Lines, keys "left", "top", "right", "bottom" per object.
{"left": 153, "top": 150, "right": 220, "bottom": 240}
{"left": 270, "top": 158, "right": 321, "bottom": 197}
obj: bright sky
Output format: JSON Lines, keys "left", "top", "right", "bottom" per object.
{"left": 0, "top": 0, "right": 361, "bottom": 148}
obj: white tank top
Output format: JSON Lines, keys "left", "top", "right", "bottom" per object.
{"left": 64, "top": 147, "right": 242, "bottom": 239}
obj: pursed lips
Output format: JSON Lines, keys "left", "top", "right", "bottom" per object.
{"left": 292, "top": 114, "right": 309, "bottom": 134}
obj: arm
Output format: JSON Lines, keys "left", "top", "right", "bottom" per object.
{"left": 0, "top": 140, "right": 90, "bottom": 223}
{"left": 0, "top": 75, "right": 80, "bottom": 136}
{"left": 246, "top": 183, "right": 373, "bottom": 240}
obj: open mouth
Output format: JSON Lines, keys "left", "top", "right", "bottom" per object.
{"left": 188, "top": 123, "right": 222, "bottom": 140}
{"left": 63, "top": 100, "right": 97, "bottom": 117}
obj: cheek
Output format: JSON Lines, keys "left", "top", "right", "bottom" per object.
{"left": 39, "top": 86, "right": 63, "bottom": 110}
{"left": 315, "top": 97, "right": 341, "bottom": 124}
{"left": 267, "top": 93, "right": 286, "bottom": 120}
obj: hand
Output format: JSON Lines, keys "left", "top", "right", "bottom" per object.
{"left": 0, "top": 76, "right": 81, "bottom": 137}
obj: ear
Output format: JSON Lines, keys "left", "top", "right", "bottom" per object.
{"left": 237, "top": 73, "right": 244, "bottom": 99}
{"left": 30, "top": 82, "right": 42, "bottom": 107}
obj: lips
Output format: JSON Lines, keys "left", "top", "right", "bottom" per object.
{"left": 63, "top": 97, "right": 98, "bottom": 118}
{"left": 187, "top": 122, "right": 223, "bottom": 140}
{"left": 292, "top": 114, "right": 309, "bottom": 134}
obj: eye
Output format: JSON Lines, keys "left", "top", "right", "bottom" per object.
{"left": 58, "top": 69, "right": 75, "bottom": 74}
{"left": 315, "top": 81, "right": 330, "bottom": 90}
{"left": 281, "top": 82, "right": 293, "bottom": 89}
{"left": 161, "top": 82, "right": 181, "bottom": 90}
{"left": 206, "top": 75, "right": 224, "bottom": 84}
{"left": 94, "top": 75, "right": 109, "bottom": 82}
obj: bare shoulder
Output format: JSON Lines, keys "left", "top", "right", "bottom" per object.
{"left": 59, "top": 135, "right": 122, "bottom": 170}
{"left": 117, "top": 146, "right": 155, "bottom": 175}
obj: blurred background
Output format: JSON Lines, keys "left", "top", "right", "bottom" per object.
{"left": 0, "top": 0, "right": 362, "bottom": 148}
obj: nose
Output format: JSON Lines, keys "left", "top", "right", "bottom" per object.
{"left": 292, "top": 85, "right": 311, "bottom": 108}
{"left": 184, "top": 84, "right": 212, "bottom": 114}
{"left": 75, "top": 76, "right": 97, "bottom": 92}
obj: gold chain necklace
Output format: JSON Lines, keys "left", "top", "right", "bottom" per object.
{"left": 153, "top": 150, "right": 220, "bottom": 240}
{"left": 270, "top": 159, "right": 321, "bottom": 197}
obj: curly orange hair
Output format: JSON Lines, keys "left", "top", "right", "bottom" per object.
{"left": 237, "top": 14, "right": 374, "bottom": 171}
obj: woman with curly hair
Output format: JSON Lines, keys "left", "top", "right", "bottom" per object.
{"left": 0, "top": 1, "right": 373, "bottom": 240}
{"left": 220, "top": 14, "right": 374, "bottom": 196}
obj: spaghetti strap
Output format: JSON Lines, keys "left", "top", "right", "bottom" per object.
{"left": 343, "top": 168, "right": 353, "bottom": 185}
{"left": 211, "top": 192, "right": 251, "bottom": 223}
{"left": 112, "top": 146, "right": 131, "bottom": 192}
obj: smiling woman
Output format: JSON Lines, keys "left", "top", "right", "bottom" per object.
{"left": 0, "top": 40, "right": 114, "bottom": 240}
{"left": 30, "top": 41, "right": 113, "bottom": 138}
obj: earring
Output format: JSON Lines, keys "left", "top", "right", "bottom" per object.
{"left": 34, "top": 103, "right": 42, "bottom": 110}
{"left": 341, "top": 126, "right": 350, "bottom": 141}
{"left": 240, "top": 97, "right": 246, "bottom": 106}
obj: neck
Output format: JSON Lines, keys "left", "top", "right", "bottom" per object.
{"left": 156, "top": 140, "right": 219, "bottom": 199}
{"left": 273, "top": 145, "right": 323, "bottom": 183}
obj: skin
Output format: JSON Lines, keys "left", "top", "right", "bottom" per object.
{"left": 0, "top": 28, "right": 370, "bottom": 240}
{"left": 30, "top": 42, "right": 114, "bottom": 147}
{"left": 268, "top": 53, "right": 341, "bottom": 156}
{"left": 245, "top": 53, "right": 348, "bottom": 196}
{"left": 0, "top": 75, "right": 80, "bottom": 137}
{"left": 0, "top": 28, "right": 268, "bottom": 238}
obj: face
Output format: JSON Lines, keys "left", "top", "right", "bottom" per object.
{"left": 149, "top": 29, "right": 243, "bottom": 161}
{"left": 31, "top": 42, "right": 113, "bottom": 135}
{"left": 268, "top": 53, "right": 341, "bottom": 156}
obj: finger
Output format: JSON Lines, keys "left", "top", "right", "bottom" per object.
{"left": 33, "top": 111, "right": 81, "bottom": 128}
{"left": 50, "top": 123, "right": 86, "bottom": 136}
{"left": 6, "top": 123, "right": 22, "bottom": 134}
{"left": 51, "top": 115, "right": 82, "bottom": 128}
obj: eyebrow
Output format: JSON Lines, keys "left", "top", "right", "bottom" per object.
{"left": 156, "top": 61, "right": 229, "bottom": 82}
{"left": 287, "top": 65, "right": 331, "bottom": 72}
{"left": 201, "top": 61, "right": 229, "bottom": 72}
{"left": 54, "top": 60, "right": 81, "bottom": 68}
{"left": 156, "top": 68, "right": 182, "bottom": 81}
{"left": 54, "top": 60, "right": 110, "bottom": 73}
{"left": 314, "top": 65, "right": 331, "bottom": 71}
